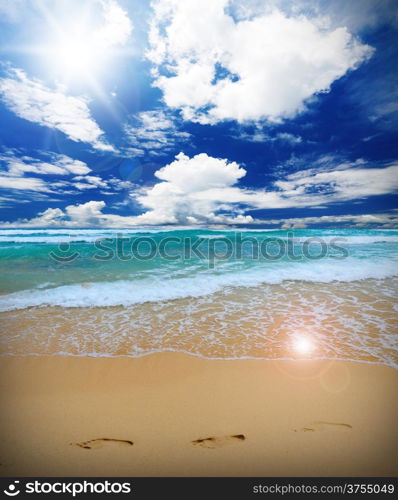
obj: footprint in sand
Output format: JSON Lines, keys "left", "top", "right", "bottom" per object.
{"left": 74, "top": 438, "right": 134, "bottom": 450}
{"left": 294, "top": 421, "right": 352, "bottom": 433}
{"left": 192, "top": 434, "right": 246, "bottom": 449}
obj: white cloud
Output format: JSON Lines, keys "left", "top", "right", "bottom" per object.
{"left": 0, "top": 195, "right": 30, "bottom": 208}
{"left": 266, "top": 212, "right": 398, "bottom": 229}
{"left": 72, "top": 183, "right": 98, "bottom": 190}
{"left": 274, "top": 163, "right": 398, "bottom": 203}
{"left": 0, "top": 68, "right": 114, "bottom": 151}
{"left": 68, "top": 175, "right": 135, "bottom": 192}
{"left": 72, "top": 175, "right": 109, "bottom": 190}
{"left": 0, "top": 199, "right": 251, "bottom": 227}
{"left": 130, "top": 154, "right": 398, "bottom": 225}
{"left": 94, "top": 0, "right": 133, "bottom": 47}
{"left": 276, "top": 133, "right": 302, "bottom": 144}
{"left": 2, "top": 201, "right": 109, "bottom": 227}
{"left": 24, "top": 202, "right": 105, "bottom": 227}
{"left": 123, "top": 109, "right": 190, "bottom": 155}
{"left": 1, "top": 200, "right": 129, "bottom": 227}
{"left": 0, "top": 149, "right": 136, "bottom": 198}
{"left": 0, "top": 152, "right": 91, "bottom": 176}
{"left": 3, "top": 153, "right": 398, "bottom": 227}
{"left": 148, "top": 0, "right": 373, "bottom": 124}
{"left": 4, "top": 202, "right": 398, "bottom": 229}
{"left": 234, "top": 129, "right": 302, "bottom": 144}
{"left": 0, "top": 175, "right": 51, "bottom": 192}
{"left": 64, "top": 200, "right": 107, "bottom": 225}
{"left": 117, "top": 155, "right": 398, "bottom": 225}
{"left": 129, "top": 152, "right": 247, "bottom": 225}
{"left": 156, "top": 152, "right": 244, "bottom": 190}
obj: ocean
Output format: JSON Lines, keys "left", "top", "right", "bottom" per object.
{"left": 0, "top": 228, "right": 397, "bottom": 367}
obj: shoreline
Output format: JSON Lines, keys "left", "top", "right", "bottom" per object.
{"left": 1, "top": 351, "right": 397, "bottom": 369}
{"left": 0, "top": 353, "right": 397, "bottom": 477}
{"left": 1, "top": 277, "right": 397, "bottom": 366}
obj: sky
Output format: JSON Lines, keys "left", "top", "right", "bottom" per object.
{"left": 0, "top": 0, "right": 397, "bottom": 229}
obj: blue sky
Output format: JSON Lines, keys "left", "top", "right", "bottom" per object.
{"left": 0, "top": 0, "right": 397, "bottom": 228}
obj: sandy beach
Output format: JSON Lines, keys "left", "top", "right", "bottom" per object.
{"left": 0, "top": 353, "right": 396, "bottom": 477}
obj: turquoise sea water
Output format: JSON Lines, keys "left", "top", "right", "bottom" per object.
{"left": 0, "top": 228, "right": 397, "bottom": 365}
{"left": 0, "top": 228, "right": 397, "bottom": 308}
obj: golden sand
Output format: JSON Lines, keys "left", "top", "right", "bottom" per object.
{"left": 0, "top": 353, "right": 397, "bottom": 476}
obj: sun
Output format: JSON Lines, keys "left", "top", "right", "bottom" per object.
{"left": 52, "top": 37, "right": 104, "bottom": 79}
{"left": 34, "top": 0, "right": 133, "bottom": 88}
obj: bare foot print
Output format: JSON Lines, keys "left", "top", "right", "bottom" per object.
{"left": 74, "top": 438, "right": 134, "bottom": 450}
{"left": 192, "top": 434, "right": 246, "bottom": 449}
{"left": 294, "top": 421, "right": 352, "bottom": 433}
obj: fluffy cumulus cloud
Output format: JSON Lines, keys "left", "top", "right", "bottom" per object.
{"left": 123, "top": 109, "right": 191, "bottom": 155}
{"left": 4, "top": 153, "right": 398, "bottom": 227}
{"left": 3, "top": 200, "right": 141, "bottom": 227}
{"left": 19, "top": 201, "right": 108, "bottom": 227}
{"left": 0, "top": 68, "right": 114, "bottom": 151}
{"left": 130, "top": 152, "right": 249, "bottom": 225}
{"left": 148, "top": 0, "right": 373, "bottom": 124}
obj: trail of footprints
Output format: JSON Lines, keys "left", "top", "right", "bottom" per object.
{"left": 73, "top": 422, "right": 352, "bottom": 451}
{"left": 73, "top": 434, "right": 247, "bottom": 451}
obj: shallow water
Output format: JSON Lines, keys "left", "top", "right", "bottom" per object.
{"left": 0, "top": 228, "right": 397, "bottom": 367}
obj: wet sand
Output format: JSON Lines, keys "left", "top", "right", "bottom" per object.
{"left": 1, "top": 279, "right": 397, "bottom": 366}
{"left": 0, "top": 353, "right": 397, "bottom": 476}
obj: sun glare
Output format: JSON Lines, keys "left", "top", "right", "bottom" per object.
{"left": 35, "top": 0, "right": 132, "bottom": 87}
{"left": 293, "top": 335, "right": 315, "bottom": 355}
{"left": 53, "top": 38, "right": 103, "bottom": 78}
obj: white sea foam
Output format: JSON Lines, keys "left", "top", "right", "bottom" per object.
{"left": 0, "top": 236, "right": 101, "bottom": 243}
{"left": 0, "top": 257, "right": 396, "bottom": 311}
{"left": 0, "top": 230, "right": 397, "bottom": 244}
{"left": 1, "top": 278, "right": 397, "bottom": 368}
{"left": 293, "top": 235, "right": 398, "bottom": 244}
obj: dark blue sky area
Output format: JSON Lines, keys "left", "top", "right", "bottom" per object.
{"left": 0, "top": 0, "right": 397, "bottom": 228}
